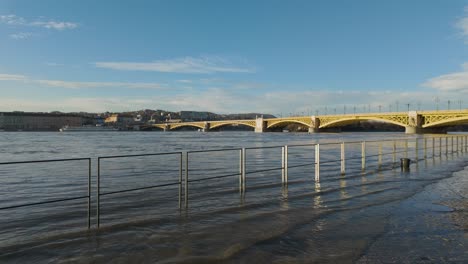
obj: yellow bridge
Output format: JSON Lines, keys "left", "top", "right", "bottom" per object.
{"left": 150, "top": 110, "right": 468, "bottom": 134}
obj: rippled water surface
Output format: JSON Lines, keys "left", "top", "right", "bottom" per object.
{"left": 0, "top": 131, "right": 467, "bottom": 263}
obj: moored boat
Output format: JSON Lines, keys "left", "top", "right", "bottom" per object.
{"left": 59, "top": 125, "right": 119, "bottom": 132}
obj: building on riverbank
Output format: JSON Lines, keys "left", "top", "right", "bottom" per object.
{"left": 0, "top": 112, "right": 84, "bottom": 131}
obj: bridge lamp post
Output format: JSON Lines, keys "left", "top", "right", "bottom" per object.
{"left": 325, "top": 106, "right": 328, "bottom": 115}
{"left": 334, "top": 108, "right": 337, "bottom": 115}
{"left": 434, "top": 97, "right": 439, "bottom": 111}
{"left": 406, "top": 103, "right": 410, "bottom": 111}
{"left": 378, "top": 105, "right": 382, "bottom": 112}
{"left": 396, "top": 101, "right": 399, "bottom": 112}
{"left": 458, "top": 100, "right": 462, "bottom": 110}
{"left": 448, "top": 100, "right": 451, "bottom": 110}
{"left": 389, "top": 104, "right": 392, "bottom": 112}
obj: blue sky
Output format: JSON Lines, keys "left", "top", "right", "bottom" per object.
{"left": 1, "top": 0, "right": 467, "bottom": 114}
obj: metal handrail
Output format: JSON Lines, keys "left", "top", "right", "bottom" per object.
{"left": 0, "top": 157, "right": 92, "bottom": 229}
{"left": 96, "top": 151, "right": 183, "bottom": 227}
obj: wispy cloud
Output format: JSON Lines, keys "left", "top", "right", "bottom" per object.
{"left": 422, "top": 63, "right": 468, "bottom": 92}
{"left": 0, "top": 72, "right": 164, "bottom": 89}
{"left": 9, "top": 32, "right": 34, "bottom": 39}
{"left": 0, "top": 14, "right": 78, "bottom": 30}
{"left": 456, "top": 6, "right": 468, "bottom": 42}
{"left": 0, "top": 73, "right": 27, "bottom": 81}
{"left": 95, "top": 56, "right": 255, "bottom": 74}
{"left": 36, "top": 79, "right": 164, "bottom": 89}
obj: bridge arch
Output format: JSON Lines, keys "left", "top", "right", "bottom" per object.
{"left": 169, "top": 123, "right": 205, "bottom": 130}
{"left": 267, "top": 120, "right": 312, "bottom": 129}
{"left": 319, "top": 117, "right": 407, "bottom": 129}
{"left": 423, "top": 116, "right": 468, "bottom": 128}
{"left": 209, "top": 121, "right": 256, "bottom": 130}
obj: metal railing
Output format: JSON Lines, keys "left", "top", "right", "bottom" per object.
{"left": 181, "top": 135, "right": 468, "bottom": 208}
{"left": 0, "top": 158, "right": 92, "bottom": 228}
{"left": 2, "top": 134, "right": 468, "bottom": 231}
{"left": 96, "top": 152, "right": 182, "bottom": 227}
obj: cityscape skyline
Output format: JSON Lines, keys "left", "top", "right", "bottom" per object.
{"left": 1, "top": 0, "right": 468, "bottom": 114}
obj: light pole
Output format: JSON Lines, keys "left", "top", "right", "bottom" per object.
{"left": 378, "top": 105, "right": 382, "bottom": 112}
{"left": 458, "top": 100, "right": 462, "bottom": 110}
{"left": 396, "top": 100, "right": 399, "bottom": 112}
{"left": 448, "top": 100, "right": 451, "bottom": 110}
{"left": 434, "top": 97, "right": 439, "bottom": 111}
{"left": 406, "top": 103, "right": 410, "bottom": 111}
{"left": 343, "top": 105, "right": 346, "bottom": 114}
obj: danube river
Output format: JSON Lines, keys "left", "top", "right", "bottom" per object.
{"left": 0, "top": 131, "right": 467, "bottom": 263}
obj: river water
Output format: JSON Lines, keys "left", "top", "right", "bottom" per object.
{"left": 0, "top": 131, "right": 467, "bottom": 263}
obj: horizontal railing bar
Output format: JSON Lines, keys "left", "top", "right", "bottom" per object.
{"left": 287, "top": 163, "right": 314, "bottom": 169}
{"left": 0, "top": 158, "right": 90, "bottom": 165}
{"left": 247, "top": 167, "right": 283, "bottom": 174}
{"left": 245, "top": 145, "right": 284, "bottom": 150}
{"left": 0, "top": 195, "right": 89, "bottom": 210}
{"left": 188, "top": 148, "right": 242, "bottom": 154}
{"left": 100, "top": 182, "right": 180, "bottom": 196}
{"left": 187, "top": 173, "right": 240, "bottom": 183}
{"left": 285, "top": 143, "right": 316, "bottom": 148}
{"left": 98, "top": 152, "right": 182, "bottom": 160}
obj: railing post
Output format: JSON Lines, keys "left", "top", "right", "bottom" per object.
{"left": 97, "top": 158, "right": 101, "bottom": 228}
{"left": 461, "top": 136, "right": 464, "bottom": 153}
{"left": 315, "top": 144, "right": 320, "bottom": 182}
{"left": 88, "top": 158, "right": 91, "bottom": 229}
{"left": 239, "top": 149, "right": 243, "bottom": 192}
{"left": 378, "top": 143, "right": 382, "bottom": 169}
{"left": 432, "top": 138, "right": 435, "bottom": 158}
{"left": 284, "top": 145, "right": 288, "bottom": 184}
{"left": 424, "top": 138, "right": 427, "bottom": 159}
{"left": 415, "top": 139, "right": 419, "bottom": 161}
{"left": 185, "top": 152, "right": 189, "bottom": 208}
{"left": 281, "top": 147, "right": 285, "bottom": 183}
{"left": 179, "top": 153, "right": 182, "bottom": 209}
{"left": 341, "top": 142, "right": 345, "bottom": 175}
{"left": 451, "top": 137, "right": 454, "bottom": 154}
{"left": 361, "top": 141, "right": 366, "bottom": 171}
{"left": 446, "top": 137, "right": 448, "bottom": 155}
{"left": 405, "top": 139, "right": 408, "bottom": 158}
{"left": 439, "top": 137, "right": 442, "bottom": 157}
{"left": 242, "top": 148, "right": 246, "bottom": 191}
{"left": 393, "top": 141, "right": 396, "bottom": 164}
{"left": 456, "top": 136, "right": 459, "bottom": 153}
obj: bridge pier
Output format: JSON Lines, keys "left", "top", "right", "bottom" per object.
{"left": 202, "top": 122, "right": 210, "bottom": 132}
{"left": 307, "top": 116, "right": 320, "bottom": 133}
{"left": 255, "top": 116, "right": 267, "bottom": 133}
{"left": 163, "top": 124, "right": 170, "bottom": 132}
{"left": 405, "top": 111, "right": 423, "bottom": 134}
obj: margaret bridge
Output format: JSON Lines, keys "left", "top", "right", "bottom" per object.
{"left": 147, "top": 110, "right": 468, "bottom": 134}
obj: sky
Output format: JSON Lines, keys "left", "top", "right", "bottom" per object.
{"left": 0, "top": 0, "right": 468, "bottom": 115}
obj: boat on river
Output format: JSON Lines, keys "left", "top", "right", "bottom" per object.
{"left": 59, "top": 125, "right": 119, "bottom": 132}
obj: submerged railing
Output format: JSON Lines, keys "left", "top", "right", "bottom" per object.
{"left": 0, "top": 158, "right": 92, "bottom": 228}
{"left": 1, "top": 134, "right": 467, "bottom": 232}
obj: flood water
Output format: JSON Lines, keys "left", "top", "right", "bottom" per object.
{"left": 0, "top": 131, "right": 467, "bottom": 263}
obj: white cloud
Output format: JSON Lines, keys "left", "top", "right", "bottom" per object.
{"left": 9, "top": 32, "right": 34, "bottom": 39}
{"left": 0, "top": 73, "right": 27, "bottom": 81}
{"left": 0, "top": 72, "right": 164, "bottom": 89}
{"left": 456, "top": 6, "right": 468, "bottom": 42}
{"left": 95, "top": 56, "right": 255, "bottom": 74}
{"left": 423, "top": 63, "right": 468, "bottom": 92}
{"left": 36, "top": 79, "right": 165, "bottom": 89}
{"left": 0, "top": 14, "right": 78, "bottom": 31}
